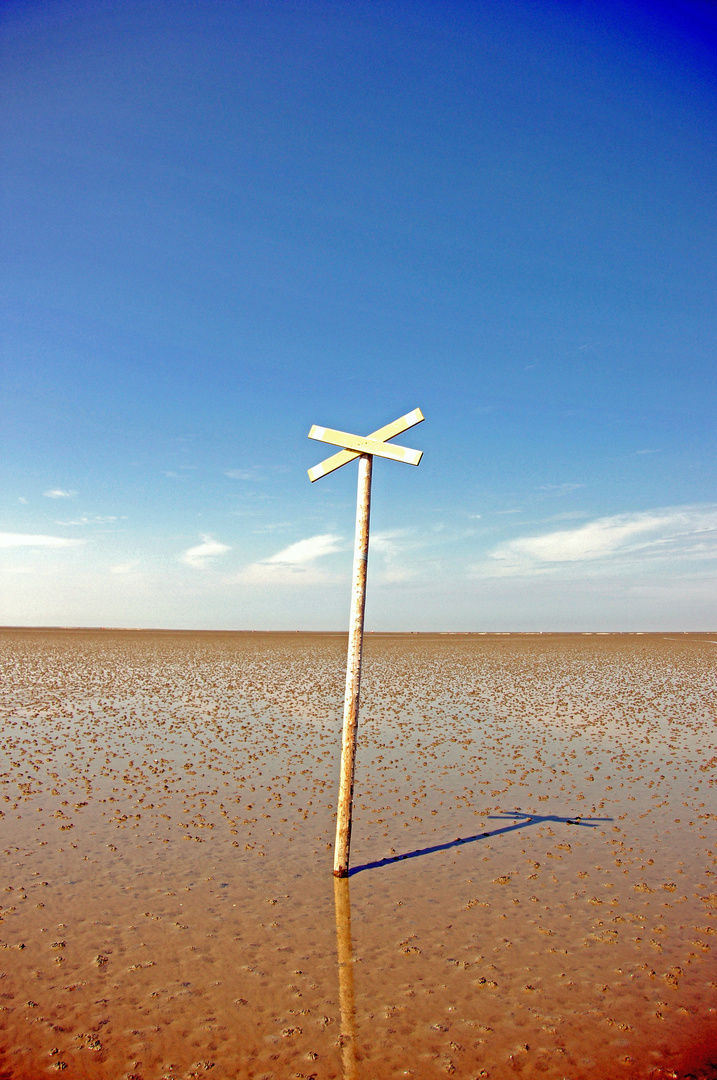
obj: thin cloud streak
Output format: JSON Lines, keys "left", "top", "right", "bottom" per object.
{"left": 0, "top": 532, "right": 85, "bottom": 549}
{"left": 111, "top": 561, "right": 140, "bottom": 574}
{"left": 472, "top": 504, "right": 717, "bottom": 578}
{"left": 370, "top": 530, "right": 416, "bottom": 583}
{"left": 180, "top": 535, "right": 231, "bottom": 569}
{"left": 536, "top": 483, "right": 585, "bottom": 496}
{"left": 235, "top": 533, "right": 343, "bottom": 586}
{"left": 224, "top": 469, "right": 260, "bottom": 481}
{"left": 264, "top": 534, "right": 343, "bottom": 565}
{"left": 56, "top": 516, "right": 118, "bottom": 526}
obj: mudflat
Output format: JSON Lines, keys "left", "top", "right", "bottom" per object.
{"left": 0, "top": 629, "right": 715, "bottom": 1079}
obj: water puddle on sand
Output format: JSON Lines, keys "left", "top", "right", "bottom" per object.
{"left": 0, "top": 629, "right": 715, "bottom": 1079}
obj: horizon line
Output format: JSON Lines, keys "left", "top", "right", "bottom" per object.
{"left": 1, "top": 626, "right": 715, "bottom": 636}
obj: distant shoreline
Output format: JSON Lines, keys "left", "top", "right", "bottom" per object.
{"left": 1, "top": 626, "right": 715, "bottom": 637}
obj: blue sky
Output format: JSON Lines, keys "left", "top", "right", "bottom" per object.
{"left": 2, "top": 0, "right": 716, "bottom": 630}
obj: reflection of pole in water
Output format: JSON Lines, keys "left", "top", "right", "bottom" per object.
{"left": 334, "top": 876, "right": 358, "bottom": 1080}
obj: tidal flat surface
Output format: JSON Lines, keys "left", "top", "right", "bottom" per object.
{"left": 0, "top": 629, "right": 715, "bottom": 1080}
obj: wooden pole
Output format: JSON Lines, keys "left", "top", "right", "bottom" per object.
{"left": 333, "top": 453, "right": 372, "bottom": 877}
{"left": 333, "top": 876, "right": 358, "bottom": 1078}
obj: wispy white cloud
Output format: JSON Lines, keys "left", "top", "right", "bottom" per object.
{"left": 504, "top": 514, "right": 662, "bottom": 562}
{"left": 224, "top": 468, "right": 260, "bottom": 481}
{"left": 252, "top": 521, "right": 294, "bottom": 533}
{"left": 370, "top": 530, "right": 416, "bottom": 583}
{"left": 43, "top": 489, "right": 77, "bottom": 499}
{"left": 180, "top": 535, "right": 231, "bottom": 569}
{"left": 265, "top": 534, "right": 343, "bottom": 565}
{"left": 370, "top": 531, "right": 402, "bottom": 554}
{"left": 537, "top": 483, "right": 584, "bottom": 496}
{"left": 110, "top": 560, "right": 140, "bottom": 574}
{"left": 236, "top": 533, "right": 343, "bottom": 585}
{"left": 0, "top": 532, "right": 85, "bottom": 549}
{"left": 471, "top": 504, "right": 717, "bottom": 578}
{"left": 544, "top": 511, "right": 590, "bottom": 523}
{"left": 56, "top": 516, "right": 119, "bottom": 526}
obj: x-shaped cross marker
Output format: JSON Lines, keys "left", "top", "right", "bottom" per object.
{"left": 308, "top": 407, "right": 424, "bottom": 482}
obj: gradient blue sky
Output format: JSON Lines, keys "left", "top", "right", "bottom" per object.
{"left": 2, "top": 0, "right": 716, "bottom": 630}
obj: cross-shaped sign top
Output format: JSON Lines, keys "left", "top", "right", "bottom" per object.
{"left": 307, "top": 407, "right": 424, "bottom": 482}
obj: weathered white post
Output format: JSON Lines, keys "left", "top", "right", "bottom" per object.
{"left": 334, "top": 453, "right": 372, "bottom": 877}
{"left": 308, "top": 408, "right": 424, "bottom": 876}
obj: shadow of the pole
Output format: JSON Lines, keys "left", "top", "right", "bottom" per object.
{"left": 334, "top": 876, "right": 359, "bottom": 1080}
{"left": 348, "top": 811, "right": 613, "bottom": 876}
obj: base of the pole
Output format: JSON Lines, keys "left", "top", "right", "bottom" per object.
{"left": 333, "top": 867, "right": 349, "bottom": 878}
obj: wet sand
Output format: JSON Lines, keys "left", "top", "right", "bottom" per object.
{"left": 0, "top": 629, "right": 715, "bottom": 1079}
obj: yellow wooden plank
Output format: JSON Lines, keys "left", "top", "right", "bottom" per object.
{"left": 371, "top": 407, "right": 424, "bottom": 442}
{"left": 307, "top": 408, "right": 424, "bottom": 482}
{"left": 309, "top": 425, "right": 422, "bottom": 466}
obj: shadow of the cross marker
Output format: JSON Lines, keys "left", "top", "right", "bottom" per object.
{"left": 348, "top": 811, "right": 613, "bottom": 876}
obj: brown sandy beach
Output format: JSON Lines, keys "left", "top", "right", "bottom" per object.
{"left": 0, "top": 629, "right": 715, "bottom": 1079}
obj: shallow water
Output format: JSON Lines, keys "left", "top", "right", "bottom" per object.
{"left": 0, "top": 629, "right": 715, "bottom": 1079}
